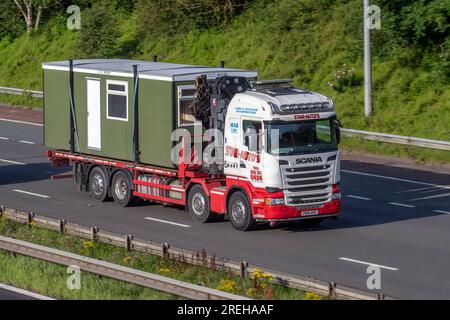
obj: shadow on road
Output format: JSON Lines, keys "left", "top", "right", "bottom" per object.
{"left": 0, "top": 162, "right": 70, "bottom": 186}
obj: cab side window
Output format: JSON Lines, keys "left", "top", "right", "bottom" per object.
{"left": 243, "top": 120, "right": 262, "bottom": 153}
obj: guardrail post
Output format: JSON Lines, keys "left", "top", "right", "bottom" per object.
{"left": 328, "top": 282, "right": 336, "bottom": 297}
{"left": 91, "top": 227, "right": 99, "bottom": 241}
{"left": 162, "top": 243, "right": 170, "bottom": 259}
{"left": 126, "top": 235, "right": 134, "bottom": 252}
{"left": 240, "top": 261, "right": 248, "bottom": 279}
{"left": 27, "top": 212, "right": 35, "bottom": 228}
{"left": 59, "top": 219, "right": 66, "bottom": 233}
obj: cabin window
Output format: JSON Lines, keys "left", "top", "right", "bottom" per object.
{"left": 243, "top": 120, "right": 263, "bottom": 153}
{"left": 106, "top": 80, "right": 128, "bottom": 121}
{"left": 178, "top": 85, "right": 199, "bottom": 126}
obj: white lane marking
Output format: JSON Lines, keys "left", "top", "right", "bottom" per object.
{"left": 339, "top": 257, "right": 399, "bottom": 271}
{"left": 18, "top": 140, "right": 36, "bottom": 145}
{"left": 13, "top": 189, "right": 50, "bottom": 199}
{"left": 0, "top": 158, "right": 26, "bottom": 165}
{"left": 145, "top": 217, "right": 191, "bottom": 228}
{"left": 434, "top": 210, "right": 450, "bottom": 215}
{"left": 389, "top": 202, "right": 416, "bottom": 208}
{"left": 346, "top": 195, "right": 372, "bottom": 201}
{"left": 0, "top": 118, "right": 43, "bottom": 127}
{"left": 0, "top": 136, "right": 10, "bottom": 140}
{"left": 0, "top": 283, "right": 55, "bottom": 300}
{"left": 409, "top": 192, "right": 450, "bottom": 201}
{"left": 342, "top": 170, "right": 450, "bottom": 190}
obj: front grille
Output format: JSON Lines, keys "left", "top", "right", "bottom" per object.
{"left": 281, "top": 161, "right": 334, "bottom": 207}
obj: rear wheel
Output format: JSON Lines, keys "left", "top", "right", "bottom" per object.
{"left": 188, "top": 185, "right": 213, "bottom": 223}
{"left": 89, "top": 167, "right": 108, "bottom": 202}
{"left": 111, "top": 171, "right": 135, "bottom": 207}
{"left": 228, "top": 191, "right": 254, "bottom": 231}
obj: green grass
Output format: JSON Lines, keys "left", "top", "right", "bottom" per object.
{"left": 0, "top": 0, "right": 448, "bottom": 163}
{"left": 0, "top": 252, "right": 178, "bottom": 300}
{"left": 0, "top": 217, "right": 309, "bottom": 300}
{"left": 341, "top": 136, "right": 450, "bottom": 164}
{"left": 0, "top": 94, "right": 42, "bottom": 109}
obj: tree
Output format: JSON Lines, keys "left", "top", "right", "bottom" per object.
{"left": 77, "top": 0, "right": 121, "bottom": 58}
{"left": 0, "top": 1, "right": 25, "bottom": 39}
{"left": 12, "top": 0, "right": 52, "bottom": 32}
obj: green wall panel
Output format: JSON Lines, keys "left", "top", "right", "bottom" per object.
{"left": 139, "top": 79, "right": 175, "bottom": 168}
{"left": 44, "top": 69, "right": 70, "bottom": 150}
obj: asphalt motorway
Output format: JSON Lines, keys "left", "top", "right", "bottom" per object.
{"left": 0, "top": 288, "right": 34, "bottom": 300}
{"left": 0, "top": 119, "right": 450, "bottom": 299}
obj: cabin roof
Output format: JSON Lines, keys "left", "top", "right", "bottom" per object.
{"left": 42, "top": 59, "right": 257, "bottom": 82}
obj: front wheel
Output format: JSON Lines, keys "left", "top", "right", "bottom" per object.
{"left": 228, "top": 192, "right": 255, "bottom": 231}
{"left": 111, "top": 171, "right": 135, "bottom": 207}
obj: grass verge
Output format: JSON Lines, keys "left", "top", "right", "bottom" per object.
{"left": 341, "top": 136, "right": 450, "bottom": 164}
{"left": 0, "top": 217, "right": 315, "bottom": 300}
{"left": 0, "top": 94, "right": 42, "bottom": 109}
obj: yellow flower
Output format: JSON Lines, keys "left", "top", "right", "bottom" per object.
{"left": 252, "top": 268, "right": 273, "bottom": 282}
{"left": 246, "top": 288, "right": 258, "bottom": 298}
{"left": 217, "top": 280, "right": 238, "bottom": 293}
{"left": 123, "top": 256, "right": 132, "bottom": 265}
{"left": 159, "top": 267, "right": 171, "bottom": 274}
{"left": 82, "top": 240, "right": 94, "bottom": 249}
{"left": 304, "top": 292, "right": 325, "bottom": 300}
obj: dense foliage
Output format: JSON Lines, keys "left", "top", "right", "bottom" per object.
{"left": 0, "top": 0, "right": 448, "bottom": 162}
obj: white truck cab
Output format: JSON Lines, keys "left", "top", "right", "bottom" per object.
{"left": 222, "top": 81, "right": 341, "bottom": 225}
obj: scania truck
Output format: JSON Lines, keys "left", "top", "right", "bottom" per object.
{"left": 44, "top": 59, "right": 341, "bottom": 231}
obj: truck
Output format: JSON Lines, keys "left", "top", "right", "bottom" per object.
{"left": 43, "top": 59, "right": 341, "bottom": 231}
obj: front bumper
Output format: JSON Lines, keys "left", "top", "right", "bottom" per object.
{"left": 253, "top": 199, "right": 341, "bottom": 222}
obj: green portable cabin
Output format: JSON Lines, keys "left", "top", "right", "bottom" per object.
{"left": 43, "top": 59, "right": 257, "bottom": 168}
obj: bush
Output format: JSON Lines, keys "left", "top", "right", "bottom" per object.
{"left": 77, "top": 0, "right": 122, "bottom": 58}
{"left": 136, "top": 0, "right": 254, "bottom": 38}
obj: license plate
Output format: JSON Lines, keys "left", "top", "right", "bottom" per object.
{"left": 301, "top": 210, "right": 319, "bottom": 217}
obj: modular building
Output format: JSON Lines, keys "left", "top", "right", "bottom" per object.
{"left": 43, "top": 59, "right": 257, "bottom": 168}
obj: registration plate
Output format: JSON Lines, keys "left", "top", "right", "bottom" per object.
{"left": 301, "top": 210, "right": 319, "bottom": 217}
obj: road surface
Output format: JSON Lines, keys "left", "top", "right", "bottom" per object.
{"left": 0, "top": 118, "right": 449, "bottom": 299}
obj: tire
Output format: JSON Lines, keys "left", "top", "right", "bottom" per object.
{"left": 188, "top": 185, "right": 213, "bottom": 223}
{"left": 111, "top": 170, "right": 135, "bottom": 207}
{"left": 301, "top": 218, "right": 325, "bottom": 228}
{"left": 228, "top": 191, "right": 254, "bottom": 231}
{"left": 89, "top": 167, "right": 109, "bottom": 202}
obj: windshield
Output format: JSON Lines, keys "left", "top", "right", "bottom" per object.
{"left": 266, "top": 119, "right": 337, "bottom": 156}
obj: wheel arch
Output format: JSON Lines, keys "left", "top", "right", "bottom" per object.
{"left": 226, "top": 186, "right": 252, "bottom": 215}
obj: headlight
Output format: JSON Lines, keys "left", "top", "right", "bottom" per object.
{"left": 332, "top": 192, "right": 341, "bottom": 200}
{"left": 265, "top": 198, "right": 285, "bottom": 206}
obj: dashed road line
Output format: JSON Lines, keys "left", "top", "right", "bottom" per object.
{"left": 18, "top": 140, "right": 36, "bottom": 145}
{"left": 0, "top": 136, "right": 10, "bottom": 140}
{"left": 389, "top": 202, "right": 416, "bottom": 208}
{"left": 13, "top": 189, "right": 50, "bottom": 199}
{"left": 339, "top": 257, "right": 399, "bottom": 271}
{"left": 434, "top": 210, "right": 450, "bottom": 215}
{"left": 145, "top": 217, "right": 191, "bottom": 228}
{"left": 342, "top": 170, "right": 450, "bottom": 190}
{"left": 0, "top": 118, "right": 43, "bottom": 127}
{"left": 0, "top": 158, "right": 26, "bottom": 165}
{"left": 346, "top": 195, "right": 372, "bottom": 201}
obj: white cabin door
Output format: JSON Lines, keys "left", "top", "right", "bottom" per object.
{"left": 87, "top": 79, "right": 101, "bottom": 150}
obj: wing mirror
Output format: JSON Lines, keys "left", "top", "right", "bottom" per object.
{"left": 334, "top": 119, "right": 341, "bottom": 145}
